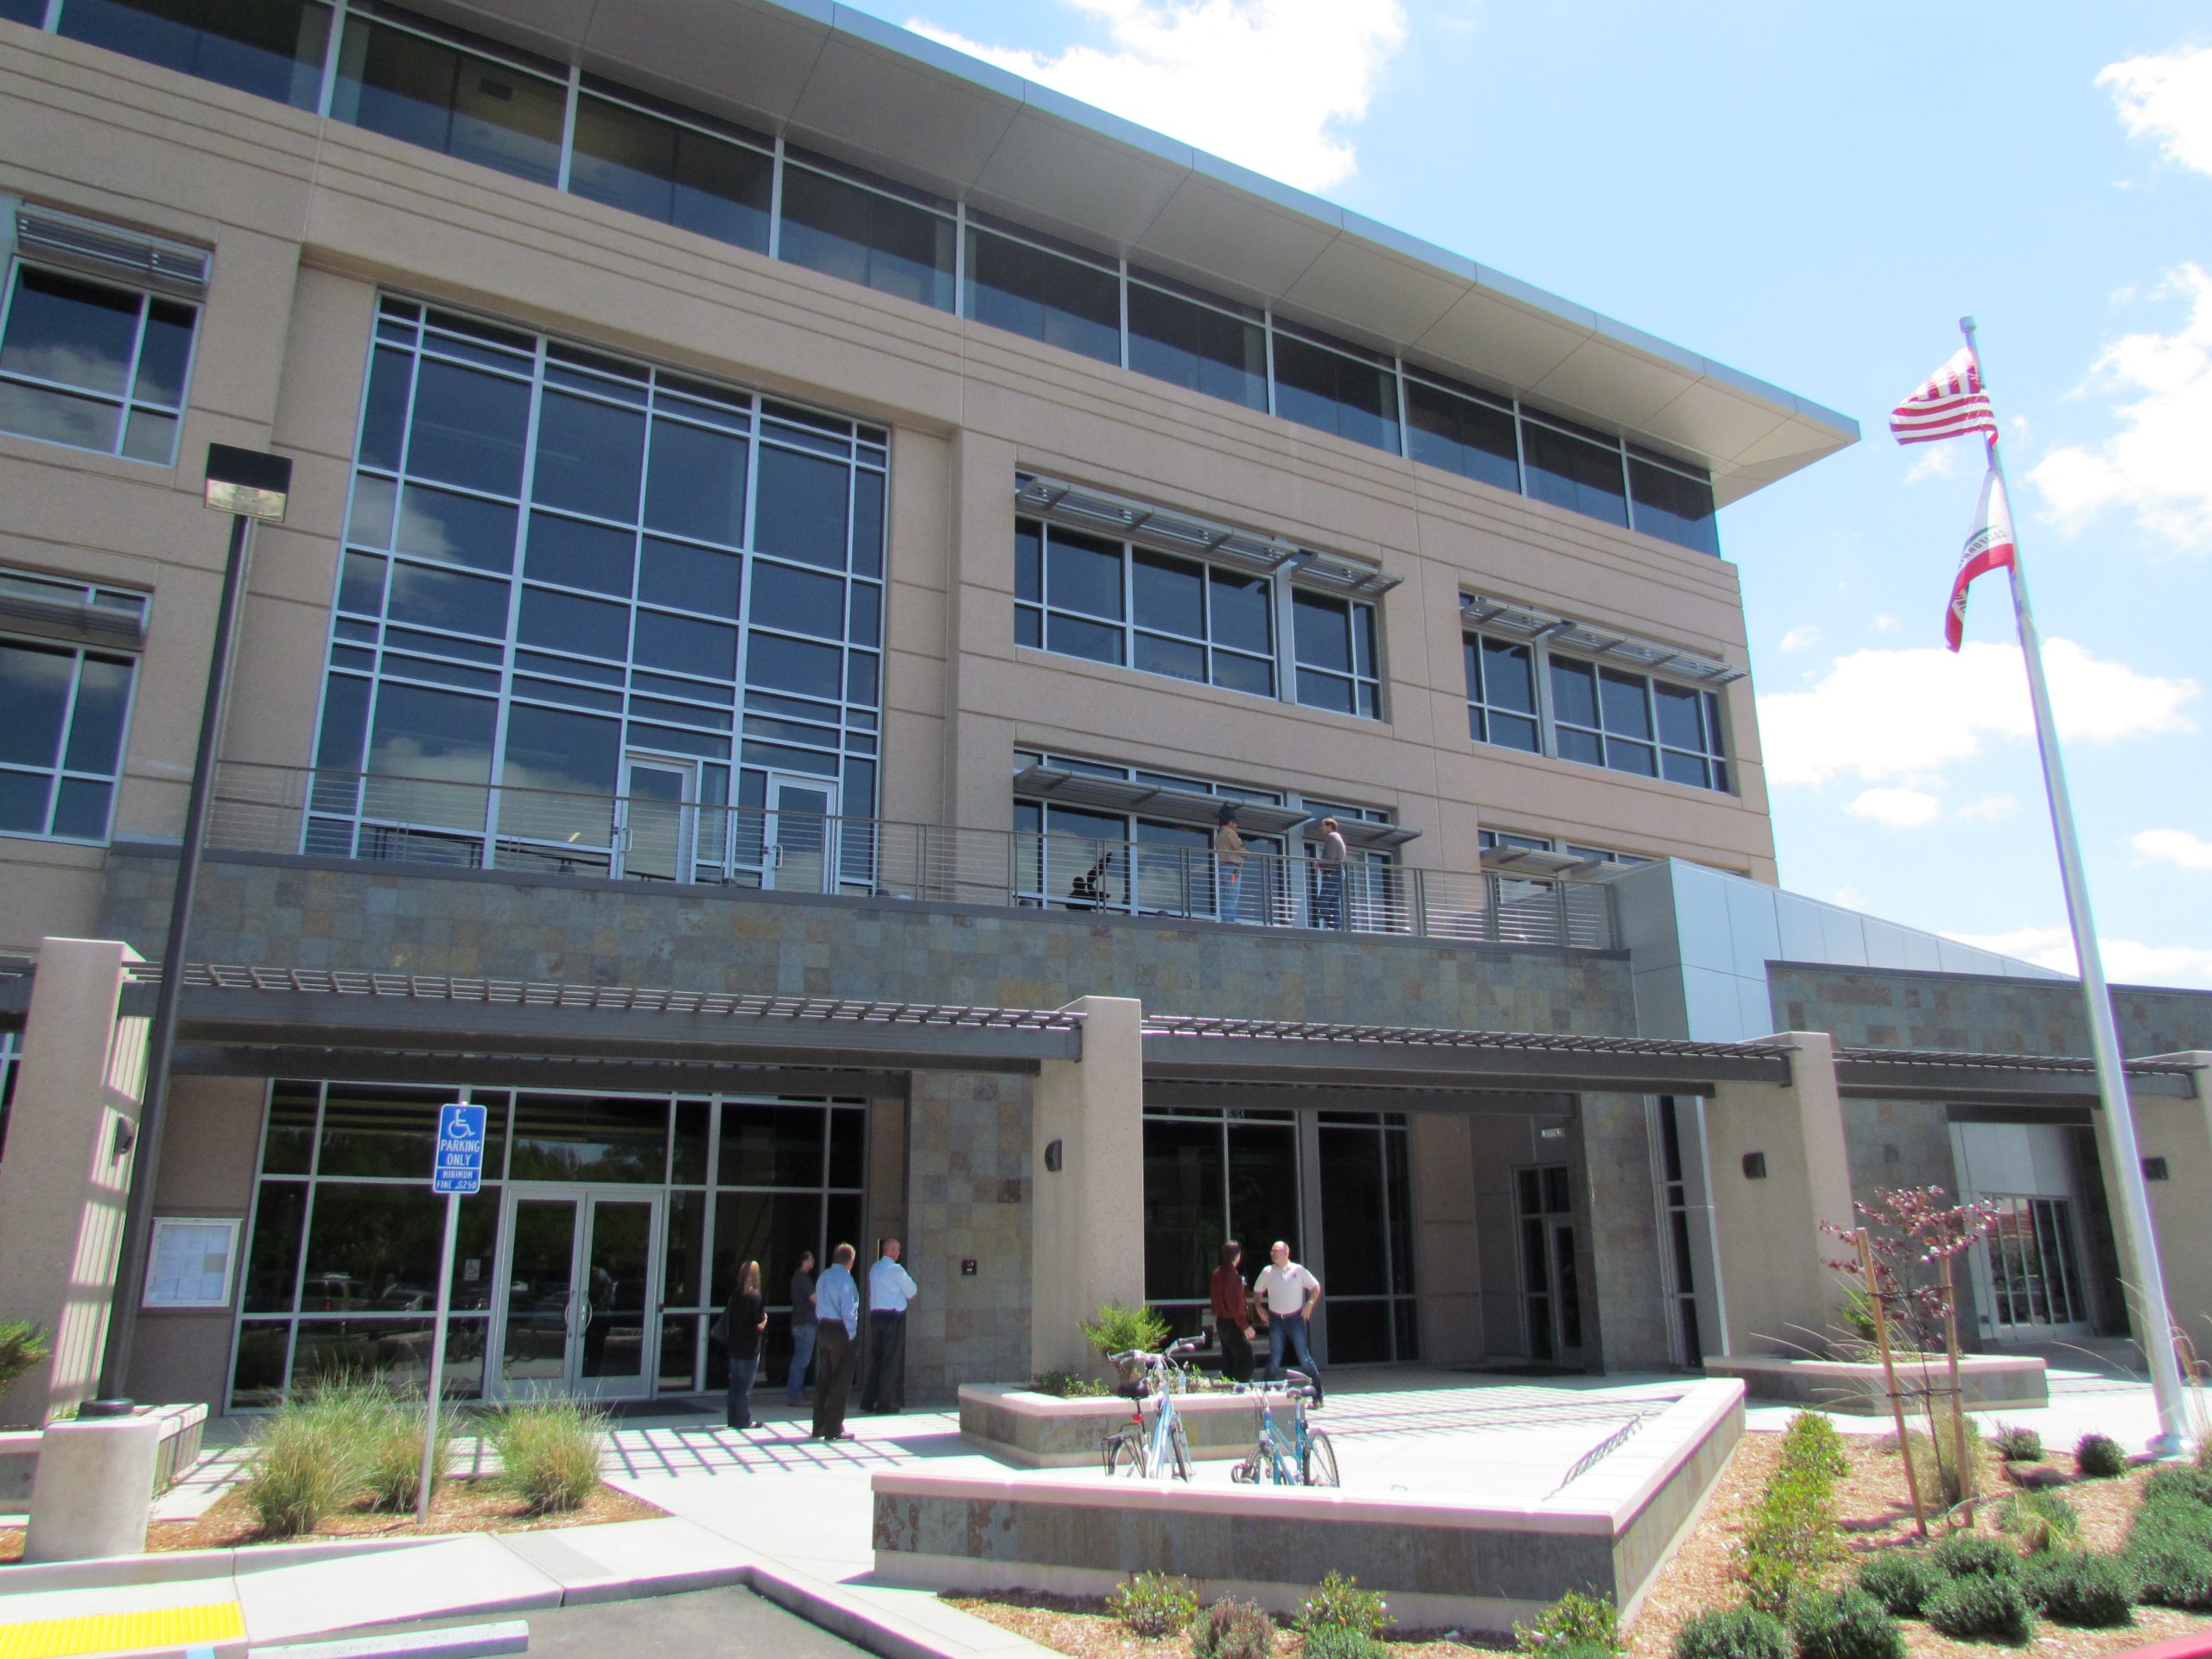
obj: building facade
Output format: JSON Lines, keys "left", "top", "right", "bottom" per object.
{"left": 0, "top": 0, "right": 2206, "bottom": 1423}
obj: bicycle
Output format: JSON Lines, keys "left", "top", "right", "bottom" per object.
{"left": 1230, "top": 1370, "right": 1338, "bottom": 1487}
{"left": 1100, "top": 1334, "right": 1209, "bottom": 1480}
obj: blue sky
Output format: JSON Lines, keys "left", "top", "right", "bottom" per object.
{"left": 873, "top": 0, "right": 2212, "bottom": 988}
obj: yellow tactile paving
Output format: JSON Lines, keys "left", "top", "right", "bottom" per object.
{"left": 0, "top": 1598, "right": 243, "bottom": 1659}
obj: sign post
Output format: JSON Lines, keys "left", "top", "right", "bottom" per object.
{"left": 420, "top": 1093, "right": 486, "bottom": 1526}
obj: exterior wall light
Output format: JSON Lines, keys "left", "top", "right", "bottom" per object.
{"left": 1741, "top": 1152, "right": 1768, "bottom": 1180}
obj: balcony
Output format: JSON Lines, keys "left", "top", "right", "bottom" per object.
{"left": 200, "top": 763, "right": 1615, "bottom": 951}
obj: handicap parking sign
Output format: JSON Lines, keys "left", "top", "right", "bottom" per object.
{"left": 432, "top": 1101, "right": 487, "bottom": 1195}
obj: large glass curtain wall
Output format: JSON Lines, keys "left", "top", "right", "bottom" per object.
{"left": 309, "top": 297, "right": 886, "bottom": 883}
{"left": 35, "top": 0, "right": 1721, "bottom": 557}
{"left": 233, "top": 1080, "right": 865, "bottom": 1407}
{"left": 1141, "top": 1106, "right": 1418, "bottom": 1365}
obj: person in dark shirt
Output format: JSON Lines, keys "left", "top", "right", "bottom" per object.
{"left": 786, "top": 1249, "right": 817, "bottom": 1406}
{"left": 723, "top": 1259, "right": 768, "bottom": 1430}
{"left": 1210, "top": 1239, "right": 1255, "bottom": 1384}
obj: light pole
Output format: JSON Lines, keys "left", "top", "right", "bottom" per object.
{"left": 101, "top": 443, "right": 291, "bottom": 1398}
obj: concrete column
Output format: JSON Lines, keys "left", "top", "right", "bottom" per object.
{"left": 1408, "top": 1114, "right": 1480, "bottom": 1365}
{"left": 0, "top": 939, "right": 147, "bottom": 1426}
{"left": 1700, "top": 1032, "right": 1853, "bottom": 1358}
{"left": 1030, "top": 995, "right": 1144, "bottom": 1376}
{"left": 1577, "top": 1094, "right": 1675, "bottom": 1372}
{"left": 2125, "top": 1052, "right": 2212, "bottom": 1358}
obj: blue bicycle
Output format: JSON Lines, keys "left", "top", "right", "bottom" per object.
{"left": 1230, "top": 1370, "right": 1338, "bottom": 1486}
{"left": 1100, "top": 1334, "right": 1208, "bottom": 1480}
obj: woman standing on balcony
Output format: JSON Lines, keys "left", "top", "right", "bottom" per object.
{"left": 1213, "top": 804, "right": 1249, "bottom": 923}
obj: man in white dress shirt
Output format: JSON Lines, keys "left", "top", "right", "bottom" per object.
{"left": 1252, "top": 1238, "right": 1325, "bottom": 1406}
{"left": 862, "top": 1236, "right": 918, "bottom": 1413}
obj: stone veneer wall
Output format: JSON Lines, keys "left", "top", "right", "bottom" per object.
{"left": 902, "top": 1072, "right": 1034, "bottom": 1401}
{"left": 1769, "top": 963, "right": 2212, "bottom": 1057}
{"left": 98, "top": 849, "right": 1638, "bottom": 1030}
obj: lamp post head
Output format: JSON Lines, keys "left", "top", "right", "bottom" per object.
{"left": 203, "top": 442, "right": 292, "bottom": 521}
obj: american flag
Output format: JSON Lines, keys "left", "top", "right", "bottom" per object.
{"left": 1890, "top": 346, "right": 1999, "bottom": 445}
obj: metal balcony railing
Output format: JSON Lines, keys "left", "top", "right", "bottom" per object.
{"left": 200, "top": 763, "right": 1615, "bottom": 950}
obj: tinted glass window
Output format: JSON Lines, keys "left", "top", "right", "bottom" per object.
{"left": 1407, "top": 378, "right": 1519, "bottom": 493}
{"left": 1208, "top": 569, "right": 1270, "bottom": 658}
{"left": 1522, "top": 422, "right": 1628, "bottom": 526}
{"left": 533, "top": 391, "right": 645, "bottom": 521}
{"left": 778, "top": 162, "right": 954, "bottom": 313}
{"left": 59, "top": 0, "right": 332, "bottom": 110}
{"left": 387, "top": 563, "right": 510, "bottom": 637}
{"left": 1293, "top": 590, "right": 1351, "bottom": 671}
{"left": 964, "top": 226, "right": 1119, "bottom": 365}
{"left": 526, "top": 512, "right": 635, "bottom": 597}
{"left": 334, "top": 15, "right": 564, "bottom": 188}
{"left": 502, "top": 702, "right": 620, "bottom": 798}
{"left": 1271, "top": 330, "right": 1399, "bottom": 454}
{"left": 407, "top": 360, "right": 531, "bottom": 497}
{"left": 569, "top": 93, "right": 773, "bottom": 255}
{"left": 753, "top": 447, "right": 849, "bottom": 569}
{"left": 0, "top": 267, "right": 197, "bottom": 461}
{"left": 1132, "top": 550, "right": 1203, "bottom": 637}
{"left": 1046, "top": 529, "right": 1123, "bottom": 620}
{"left": 1126, "top": 281, "right": 1267, "bottom": 411}
{"left": 645, "top": 417, "right": 748, "bottom": 548}
{"left": 638, "top": 537, "right": 740, "bottom": 617}
{"left": 1630, "top": 458, "right": 1719, "bottom": 556}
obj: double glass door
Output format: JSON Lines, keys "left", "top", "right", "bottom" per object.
{"left": 490, "top": 1185, "right": 662, "bottom": 1400}
{"left": 1516, "top": 1164, "right": 1584, "bottom": 1366}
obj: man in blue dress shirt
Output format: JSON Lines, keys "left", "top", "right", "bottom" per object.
{"left": 810, "top": 1242, "right": 861, "bottom": 1441}
{"left": 862, "top": 1236, "right": 919, "bottom": 1413}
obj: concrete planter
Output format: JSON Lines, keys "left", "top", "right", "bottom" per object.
{"left": 958, "top": 1383, "right": 1261, "bottom": 1467}
{"left": 1704, "top": 1353, "right": 2047, "bottom": 1414}
{"left": 0, "top": 1402, "right": 208, "bottom": 1508}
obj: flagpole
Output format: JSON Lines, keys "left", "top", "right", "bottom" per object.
{"left": 1961, "top": 316, "right": 2188, "bottom": 1454}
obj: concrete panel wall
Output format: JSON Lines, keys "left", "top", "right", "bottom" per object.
{"left": 2134, "top": 1058, "right": 2212, "bottom": 1362}
{"left": 1580, "top": 1094, "right": 1674, "bottom": 1371}
{"left": 1028, "top": 998, "right": 1145, "bottom": 1377}
{"left": 1408, "top": 1114, "right": 1482, "bottom": 1365}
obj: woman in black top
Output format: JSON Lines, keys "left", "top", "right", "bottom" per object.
{"left": 724, "top": 1259, "right": 768, "bottom": 1430}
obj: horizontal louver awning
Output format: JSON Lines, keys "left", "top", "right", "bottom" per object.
{"left": 1016, "top": 474, "right": 1401, "bottom": 596}
{"left": 1481, "top": 846, "right": 1600, "bottom": 880}
{"left": 16, "top": 206, "right": 212, "bottom": 299}
{"left": 1461, "top": 594, "right": 1743, "bottom": 685}
{"left": 1014, "top": 766, "right": 1310, "bottom": 836}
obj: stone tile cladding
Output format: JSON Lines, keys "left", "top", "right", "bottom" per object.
{"left": 904, "top": 1071, "right": 1033, "bottom": 1402}
{"left": 1769, "top": 964, "right": 2212, "bottom": 1057}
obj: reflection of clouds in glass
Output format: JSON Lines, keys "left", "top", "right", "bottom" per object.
{"left": 395, "top": 492, "right": 463, "bottom": 563}
{"left": 0, "top": 382, "right": 118, "bottom": 449}
{"left": 2, "top": 339, "right": 131, "bottom": 395}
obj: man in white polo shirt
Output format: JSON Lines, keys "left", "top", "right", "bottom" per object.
{"left": 1252, "top": 1239, "right": 1324, "bottom": 1407}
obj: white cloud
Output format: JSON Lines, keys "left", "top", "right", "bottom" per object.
{"left": 2029, "top": 264, "right": 2212, "bottom": 551}
{"left": 1758, "top": 639, "right": 2197, "bottom": 788}
{"left": 1847, "top": 787, "right": 1940, "bottom": 829}
{"left": 907, "top": 0, "right": 1409, "bottom": 192}
{"left": 1870, "top": 613, "right": 1899, "bottom": 633}
{"left": 2133, "top": 827, "right": 2212, "bottom": 870}
{"left": 1778, "top": 626, "right": 1821, "bottom": 654}
{"left": 1946, "top": 925, "right": 2212, "bottom": 989}
{"left": 2098, "top": 45, "right": 2212, "bottom": 176}
{"left": 1904, "top": 447, "right": 1959, "bottom": 484}
{"left": 1830, "top": 886, "right": 1866, "bottom": 911}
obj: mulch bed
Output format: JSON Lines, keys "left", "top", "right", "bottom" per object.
{"left": 947, "top": 1431, "right": 2212, "bottom": 1658}
{"left": 0, "top": 1479, "right": 663, "bottom": 1564}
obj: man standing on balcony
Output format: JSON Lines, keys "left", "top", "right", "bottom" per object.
{"left": 1214, "top": 804, "right": 1249, "bottom": 922}
{"left": 861, "top": 1236, "right": 918, "bottom": 1413}
{"left": 1314, "top": 818, "right": 1348, "bottom": 930}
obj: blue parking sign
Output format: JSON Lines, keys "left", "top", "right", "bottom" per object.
{"left": 433, "top": 1101, "right": 487, "bottom": 1195}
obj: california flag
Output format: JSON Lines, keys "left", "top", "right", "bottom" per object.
{"left": 1947, "top": 465, "right": 2016, "bottom": 652}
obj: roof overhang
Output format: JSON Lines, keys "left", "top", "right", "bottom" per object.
{"left": 414, "top": 0, "right": 1859, "bottom": 506}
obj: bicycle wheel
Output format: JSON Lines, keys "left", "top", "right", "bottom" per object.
{"left": 1301, "top": 1429, "right": 1339, "bottom": 1488}
{"left": 1167, "top": 1419, "right": 1192, "bottom": 1482}
{"left": 1103, "top": 1427, "right": 1141, "bottom": 1477}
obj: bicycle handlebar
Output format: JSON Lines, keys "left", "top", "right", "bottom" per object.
{"left": 1106, "top": 1333, "right": 1211, "bottom": 1366}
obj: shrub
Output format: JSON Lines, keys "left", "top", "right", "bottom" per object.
{"left": 1669, "top": 1606, "right": 1786, "bottom": 1659}
{"left": 2125, "top": 1520, "right": 2212, "bottom": 1611}
{"left": 1901, "top": 1412, "right": 1985, "bottom": 1508}
{"left": 1738, "top": 1459, "right": 1845, "bottom": 1616}
{"left": 0, "top": 1321, "right": 51, "bottom": 1400}
{"left": 1028, "top": 1370, "right": 1109, "bottom": 1398}
{"left": 1296, "top": 1630, "right": 1388, "bottom": 1659}
{"left": 1788, "top": 1587, "right": 1905, "bottom": 1659}
{"left": 1108, "top": 1573, "right": 1198, "bottom": 1638}
{"left": 1923, "top": 1573, "right": 2034, "bottom": 1644}
{"left": 2021, "top": 1550, "right": 2135, "bottom": 1627}
{"left": 1081, "top": 1302, "right": 1172, "bottom": 1363}
{"left": 1293, "top": 1572, "right": 1392, "bottom": 1640}
{"left": 1995, "top": 1489, "right": 2079, "bottom": 1553}
{"left": 1929, "top": 1529, "right": 2020, "bottom": 1581}
{"left": 1511, "top": 1588, "right": 1617, "bottom": 1654}
{"left": 1855, "top": 1548, "right": 1940, "bottom": 1617}
{"left": 1781, "top": 1411, "right": 1851, "bottom": 1481}
{"left": 238, "top": 1393, "right": 365, "bottom": 1538}
{"left": 489, "top": 1399, "right": 606, "bottom": 1513}
{"left": 2140, "top": 1465, "right": 2212, "bottom": 1513}
{"left": 359, "top": 1388, "right": 454, "bottom": 1512}
{"left": 2075, "top": 1432, "right": 2128, "bottom": 1478}
{"left": 1192, "top": 1599, "right": 1274, "bottom": 1659}
{"left": 1989, "top": 1422, "right": 2043, "bottom": 1462}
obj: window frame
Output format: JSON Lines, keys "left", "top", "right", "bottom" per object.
{"left": 0, "top": 627, "right": 141, "bottom": 845}
{"left": 0, "top": 257, "right": 201, "bottom": 465}
{"left": 1463, "top": 625, "right": 1732, "bottom": 795}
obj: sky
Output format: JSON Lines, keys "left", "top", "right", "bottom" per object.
{"left": 861, "top": 0, "right": 2212, "bottom": 989}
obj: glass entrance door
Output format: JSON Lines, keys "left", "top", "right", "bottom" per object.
{"left": 762, "top": 776, "right": 836, "bottom": 893}
{"left": 616, "top": 755, "right": 696, "bottom": 883}
{"left": 491, "top": 1186, "right": 662, "bottom": 1400}
{"left": 1516, "top": 1165, "right": 1584, "bottom": 1366}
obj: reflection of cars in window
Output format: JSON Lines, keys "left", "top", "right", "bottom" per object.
{"left": 301, "top": 1274, "right": 359, "bottom": 1312}
{"left": 377, "top": 1285, "right": 433, "bottom": 1313}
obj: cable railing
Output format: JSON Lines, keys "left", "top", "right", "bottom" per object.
{"left": 203, "top": 762, "right": 1615, "bottom": 950}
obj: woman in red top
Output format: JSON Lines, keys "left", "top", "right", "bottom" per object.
{"left": 1210, "top": 1240, "right": 1256, "bottom": 1383}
